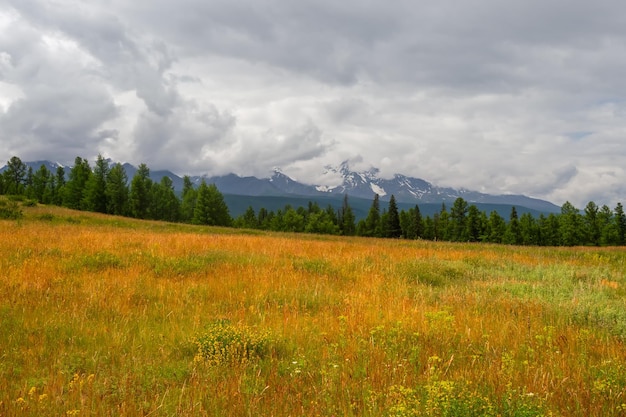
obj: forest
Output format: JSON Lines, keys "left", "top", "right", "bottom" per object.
{"left": 2, "top": 155, "right": 625, "bottom": 246}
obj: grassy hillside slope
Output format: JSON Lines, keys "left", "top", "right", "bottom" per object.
{"left": 1, "top": 203, "right": 625, "bottom": 416}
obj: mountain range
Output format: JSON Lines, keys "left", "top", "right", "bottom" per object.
{"left": 3, "top": 159, "right": 561, "bottom": 218}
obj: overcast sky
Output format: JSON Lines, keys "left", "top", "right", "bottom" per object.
{"left": 1, "top": 0, "right": 626, "bottom": 208}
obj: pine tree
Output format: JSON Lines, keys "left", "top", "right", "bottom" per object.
{"left": 4, "top": 156, "right": 27, "bottom": 195}
{"left": 24, "top": 167, "right": 34, "bottom": 199}
{"left": 450, "top": 197, "right": 469, "bottom": 241}
{"left": 559, "top": 201, "right": 583, "bottom": 246}
{"left": 487, "top": 211, "right": 506, "bottom": 243}
{"left": 192, "top": 181, "right": 231, "bottom": 226}
{"left": 129, "top": 163, "right": 152, "bottom": 219}
{"left": 615, "top": 202, "right": 626, "bottom": 245}
{"left": 283, "top": 207, "right": 305, "bottom": 232}
{"left": 583, "top": 201, "right": 600, "bottom": 246}
{"left": 504, "top": 207, "right": 522, "bottom": 245}
{"left": 82, "top": 154, "right": 109, "bottom": 213}
{"left": 63, "top": 157, "right": 92, "bottom": 210}
{"left": 105, "top": 163, "right": 129, "bottom": 216}
{"left": 465, "top": 204, "right": 482, "bottom": 242}
{"left": 338, "top": 194, "right": 356, "bottom": 236}
{"left": 239, "top": 206, "right": 258, "bottom": 229}
{"left": 180, "top": 176, "right": 197, "bottom": 222}
{"left": 150, "top": 176, "right": 180, "bottom": 222}
{"left": 519, "top": 213, "right": 539, "bottom": 245}
{"left": 53, "top": 166, "right": 66, "bottom": 205}
{"left": 412, "top": 205, "right": 424, "bottom": 239}
{"left": 31, "top": 164, "right": 52, "bottom": 203}
{"left": 597, "top": 205, "right": 618, "bottom": 245}
{"left": 385, "top": 195, "right": 402, "bottom": 238}
{"left": 363, "top": 194, "right": 381, "bottom": 237}
{"left": 436, "top": 204, "right": 451, "bottom": 241}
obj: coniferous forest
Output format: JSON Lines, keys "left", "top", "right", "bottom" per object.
{"left": 2, "top": 155, "right": 625, "bottom": 246}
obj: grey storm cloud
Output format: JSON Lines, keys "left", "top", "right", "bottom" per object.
{"left": 1, "top": 0, "right": 626, "bottom": 207}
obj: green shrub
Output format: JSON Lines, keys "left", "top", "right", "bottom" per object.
{"left": 193, "top": 320, "right": 271, "bottom": 366}
{"left": 22, "top": 199, "right": 37, "bottom": 207}
{"left": 0, "top": 199, "right": 23, "bottom": 219}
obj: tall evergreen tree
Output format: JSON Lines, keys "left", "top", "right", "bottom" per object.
{"left": 385, "top": 195, "right": 402, "bottom": 238}
{"left": 614, "top": 202, "right": 626, "bottom": 245}
{"left": 129, "top": 163, "right": 152, "bottom": 219}
{"left": 105, "top": 163, "right": 129, "bottom": 216}
{"left": 63, "top": 157, "right": 92, "bottom": 210}
{"left": 338, "top": 194, "right": 356, "bottom": 236}
{"left": 598, "top": 205, "right": 618, "bottom": 245}
{"left": 236, "top": 206, "right": 258, "bottom": 229}
{"left": 436, "top": 204, "right": 451, "bottom": 241}
{"left": 487, "top": 211, "right": 506, "bottom": 243}
{"left": 363, "top": 194, "right": 381, "bottom": 237}
{"left": 422, "top": 216, "right": 435, "bottom": 240}
{"left": 192, "top": 181, "right": 231, "bottom": 226}
{"left": 465, "top": 204, "right": 482, "bottom": 242}
{"left": 82, "top": 154, "right": 109, "bottom": 213}
{"left": 24, "top": 167, "right": 34, "bottom": 199}
{"left": 4, "top": 156, "right": 27, "bottom": 195}
{"left": 583, "top": 201, "right": 600, "bottom": 246}
{"left": 559, "top": 201, "right": 583, "bottom": 246}
{"left": 150, "top": 176, "right": 180, "bottom": 222}
{"left": 53, "top": 166, "right": 66, "bottom": 205}
{"left": 283, "top": 206, "right": 305, "bottom": 232}
{"left": 450, "top": 197, "right": 469, "bottom": 241}
{"left": 412, "top": 204, "right": 424, "bottom": 239}
{"left": 504, "top": 206, "right": 522, "bottom": 245}
{"left": 180, "top": 175, "right": 197, "bottom": 222}
{"left": 539, "top": 213, "right": 561, "bottom": 246}
{"left": 519, "top": 213, "right": 539, "bottom": 245}
{"left": 31, "top": 164, "right": 52, "bottom": 203}
{"left": 258, "top": 207, "right": 270, "bottom": 230}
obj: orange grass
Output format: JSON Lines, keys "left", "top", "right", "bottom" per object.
{"left": 1, "top": 205, "right": 626, "bottom": 416}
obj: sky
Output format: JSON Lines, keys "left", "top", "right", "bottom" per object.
{"left": 1, "top": 0, "right": 626, "bottom": 208}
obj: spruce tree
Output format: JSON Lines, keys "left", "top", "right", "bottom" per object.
{"left": 598, "top": 205, "right": 618, "bottom": 245}
{"left": 615, "top": 202, "right": 626, "bottom": 245}
{"left": 82, "top": 154, "right": 109, "bottom": 213}
{"left": 583, "top": 201, "right": 600, "bottom": 246}
{"left": 338, "top": 194, "right": 356, "bottom": 236}
{"left": 129, "top": 163, "right": 152, "bottom": 219}
{"left": 364, "top": 194, "right": 381, "bottom": 237}
{"left": 31, "top": 164, "right": 52, "bottom": 203}
{"left": 193, "top": 181, "right": 231, "bottom": 226}
{"left": 64, "top": 157, "right": 92, "bottom": 210}
{"left": 504, "top": 206, "right": 522, "bottom": 245}
{"left": 180, "top": 176, "right": 197, "bottom": 222}
{"left": 386, "top": 195, "right": 402, "bottom": 238}
{"left": 5, "top": 156, "right": 27, "bottom": 195}
{"left": 450, "top": 197, "right": 469, "bottom": 241}
{"left": 487, "top": 211, "right": 506, "bottom": 243}
{"left": 559, "top": 201, "right": 583, "bottom": 246}
{"left": 105, "top": 163, "right": 129, "bottom": 216}
{"left": 53, "top": 166, "right": 66, "bottom": 205}
{"left": 465, "top": 204, "right": 482, "bottom": 242}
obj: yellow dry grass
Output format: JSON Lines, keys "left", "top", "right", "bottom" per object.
{"left": 1, "top": 204, "right": 626, "bottom": 416}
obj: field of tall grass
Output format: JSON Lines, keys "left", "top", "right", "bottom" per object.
{"left": 1, "top": 203, "right": 626, "bottom": 416}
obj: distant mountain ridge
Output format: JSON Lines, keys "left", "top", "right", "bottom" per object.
{"left": 3, "top": 159, "right": 561, "bottom": 214}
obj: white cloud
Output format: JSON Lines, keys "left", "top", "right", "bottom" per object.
{"left": 1, "top": 0, "right": 626, "bottom": 208}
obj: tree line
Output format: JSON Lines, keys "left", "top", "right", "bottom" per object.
{"left": 0, "top": 155, "right": 230, "bottom": 226}
{"left": 2, "top": 155, "right": 625, "bottom": 246}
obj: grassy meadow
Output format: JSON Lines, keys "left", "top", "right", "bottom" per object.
{"left": 1, "top": 203, "right": 626, "bottom": 416}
